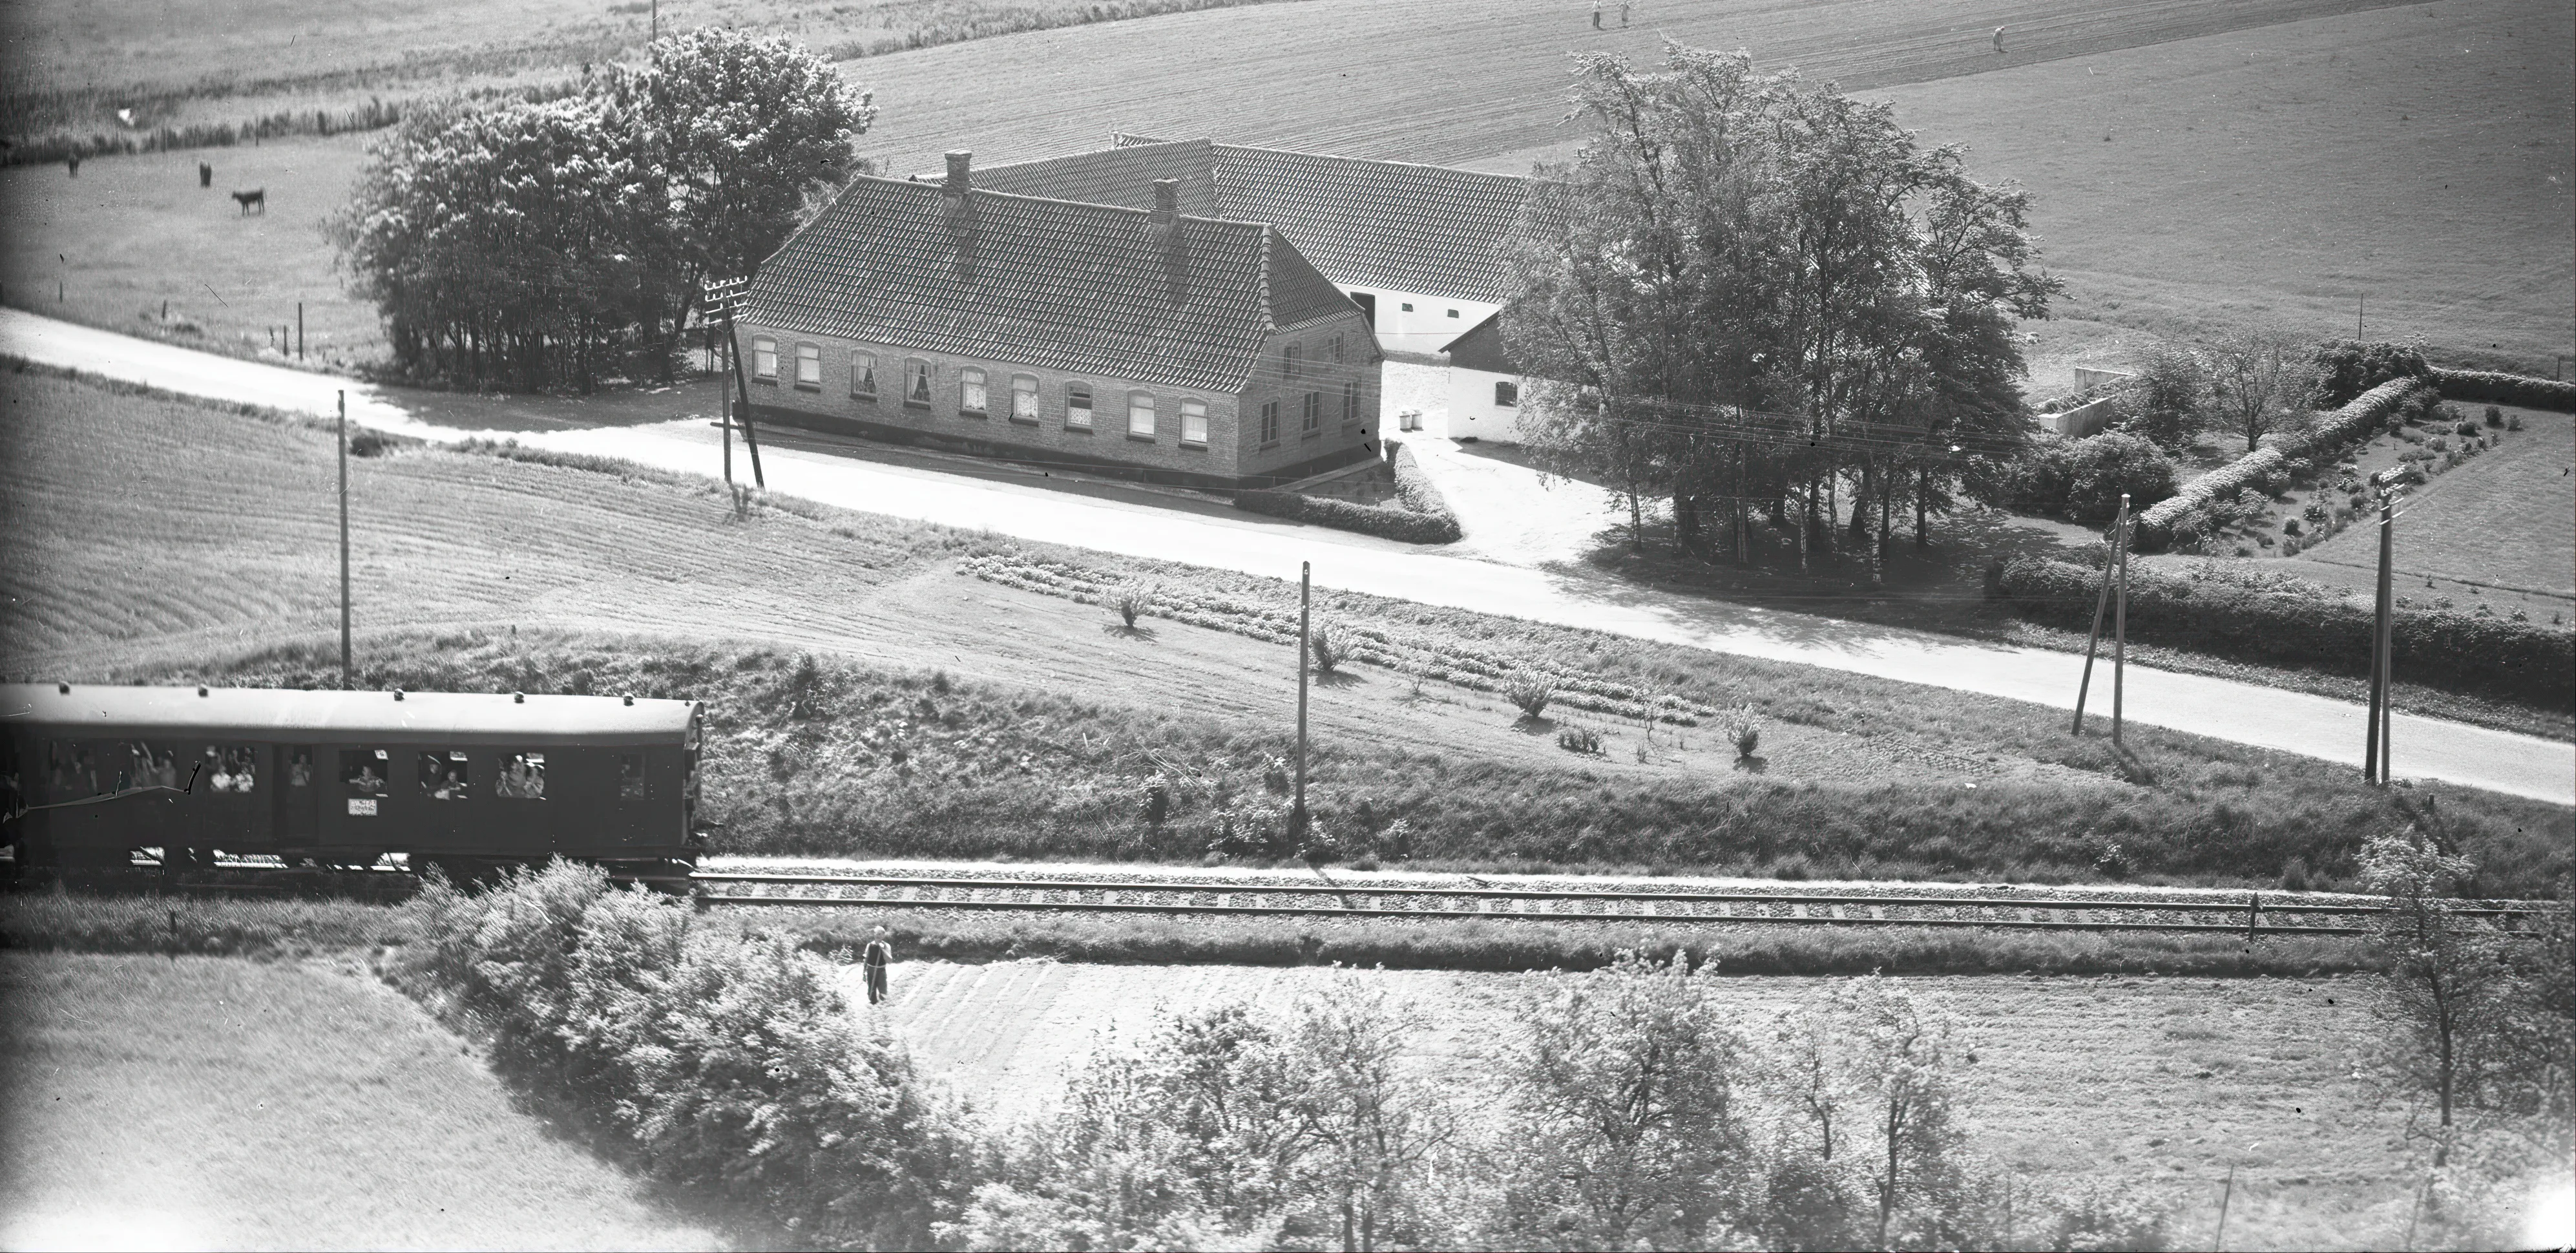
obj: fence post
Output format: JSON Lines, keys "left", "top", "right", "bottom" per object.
{"left": 2246, "top": 892, "right": 2259, "bottom": 942}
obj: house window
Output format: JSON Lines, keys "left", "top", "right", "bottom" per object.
{"left": 751, "top": 336, "right": 779, "bottom": 381}
{"left": 1301, "top": 390, "right": 1321, "bottom": 434}
{"left": 1495, "top": 380, "right": 1520, "bottom": 407}
{"left": 1260, "top": 400, "right": 1281, "bottom": 445}
{"left": 1331, "top": 334, "right": 1344, "bottom": 363}
{"left": 419, "top": 750, "right": 471, "bottom": 801}
{"left": 850, "top": 352, "right": 877, "bottom": 399}
{"left": 1181, "top": 399, "right": 1208, "bottom": 447}
{"left": 1011, "top": 374, "right": 1040, "bottom": 423}
{"left": 1447, "top": 308, "right": 1461, "bottom": 319}
{"left": 1127, "top": 390, "right": 1155, "bottom": 439}
{"left": 793, "top": 342, "right": 822, "bottom": 389}
{"left": 1066, "top": 383, "right": 1094, "bottom": 430}
{"left": 905, "top": 359, "right": 932, "bottom": 407}
{"left": 1284, "top": 344, "right": 1300, "bottom": 381}
{"left": 1342, "top": 379, "right": 1359, "bottom": 425}
{"left": 961, "top": 366, "right": 989, "bottom": 416}
{"left": 1400, "top": 302, "right": 1414, "bottom": 312}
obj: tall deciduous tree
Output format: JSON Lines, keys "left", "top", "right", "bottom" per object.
{"left": 2204, "top": 319, "right": 2309, "bottom": 452}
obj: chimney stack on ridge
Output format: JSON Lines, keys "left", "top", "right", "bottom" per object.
{"left": 943, "top": 151, "right": 978, "bottom": 280}
{"left": 1152, "top": 178, "right": 1186, "bottom": 302}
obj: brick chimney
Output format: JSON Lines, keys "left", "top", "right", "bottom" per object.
{"left": 943, "top": 150, "right": 978, "bottom": 281}
{"left": 1152, "top": 178, "right": 1186, "bottom": 303}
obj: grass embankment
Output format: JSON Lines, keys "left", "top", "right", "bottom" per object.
{"left": 0, "top": 950, "right": 732, "bottom": 1249}
{"left": 7, "top": 365, "right": 2567, "bottom": 897}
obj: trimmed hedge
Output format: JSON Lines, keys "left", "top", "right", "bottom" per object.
{"left": 2304, "top": 340, "right": 2431, "bottom": 410}
{"left": 1989, "top": 555, "right": 2576, "bottom": 707}
{"left": 2135, "top": 377, "right": 2429, "bottom": 551}
{"left": 1234, "top": 446, "right": 1463, "bottom": 543}
{"left": 2433, "top": 368, "right": 2576, "bottom": 414}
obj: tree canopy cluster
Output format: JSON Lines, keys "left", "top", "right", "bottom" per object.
{"left": 330, "top": 29, "right": 874, "bottom": 392}
{"left": 1503, "top": 47, "right": 2060, "bottom": 567}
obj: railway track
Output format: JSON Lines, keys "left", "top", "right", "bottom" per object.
{"left": 687, "top": 871, "right": 2548, "bottom": 938}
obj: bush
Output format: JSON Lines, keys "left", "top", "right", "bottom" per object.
{"left": 2484, "top": 405, "right": 2504, "bottom": 426}
{"left": 2506, "top": 413, "right": 2524, "bottom": 431}
{"left": 2004, "top": 432, "right": 2179, "bottom": 521}
{"left": 1987, "top": 556, "right": 2576, "bottom": 708}
{"left": 1110, "top": 579, "right": 1156, "bottom": 629}
{"left": 1504, "top": 675, "right": 1555, "bottom": 719}
{"left": 1730, "top": 713, "right": 1764, "bottom": 761}
{"left": 1233, "top": 488, "right": 1461, "bottom": 543}
{"left": 395, "top": 861, "right": 972, "bottom": 1248}
{"left": 2432, "top": 367, "right": 2576, "bottom": 413}
{"left": 1556, "top": 724, "right": 1602, "bottom": 755}
{"left": 2135, "top": 378, "right": 2428, "bottom": 550}
{"left": 2305, "top": 340, "right": 2431, "bottom": 410}
{"left": 1388, "top": 441, "right": 1457, "bottom": 522}
{"left": 1306, "top": 619, "right": 1343, "bottom": 675}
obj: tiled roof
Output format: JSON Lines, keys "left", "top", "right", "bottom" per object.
{"left": 974, "top": 139, "right": 1531, "bottom": 305}
{"left": 744, "top": 175, "right": 1322, "bottom": 395}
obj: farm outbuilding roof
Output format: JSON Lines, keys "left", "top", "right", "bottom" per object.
{"left": 743, "top": 169, "right": 1354, "bottom": 395}
{"left": 4, "top": 684, "right": 698, "bottom": 747}
{"left": 972, "top": 138, "right": 1532, "bottom": 305}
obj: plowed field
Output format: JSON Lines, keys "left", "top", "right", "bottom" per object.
{"left": 851, "top": 958, "right": 2427, "bottom": 1252}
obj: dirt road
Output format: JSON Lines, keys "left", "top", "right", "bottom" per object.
{"left": 5, "top": 308, "right": 2568, "bottom": 805}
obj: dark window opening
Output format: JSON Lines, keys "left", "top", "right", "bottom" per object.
{"left": 497, "top": 752, "right": 549, "bottom": 800}
{"left": 420, "top": 750, "right": 471, "bottom": 801}
{"left": 618, "top": 754, "right": 646, "bottom": 801}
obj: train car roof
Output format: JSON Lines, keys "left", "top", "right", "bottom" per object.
{"left": 1, "top": 684, "right": 699, "bottom": 746}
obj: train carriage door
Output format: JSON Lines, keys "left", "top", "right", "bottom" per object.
{"left": 276, "top": 746, "right": 318, "bottom": 848}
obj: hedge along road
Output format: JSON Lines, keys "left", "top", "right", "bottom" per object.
{"left": 6, "top": 308, "right": 2569, "bottom": 806}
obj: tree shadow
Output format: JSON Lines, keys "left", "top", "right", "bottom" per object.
{"left": 1100, "top": 622, "right": 1158, "bottom": 642}
{"left": 1730, "top": 754, "right": 1769, "bottom": 774}
{"left": 1513, "top": 713, "right": 1559, "bottom": 735}
{"left": 1313, "top": 669, "right": 1365, "bottom": 689}
{"left": 2106, "top": 742, "right": 2159, "bottom": 786}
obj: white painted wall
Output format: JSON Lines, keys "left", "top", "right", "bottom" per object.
{"left": 1446, "top": 365, "right": 1527, "bottom": 443}
{"left": 1342, "top": 288, "right": 1500, "bottom": 357}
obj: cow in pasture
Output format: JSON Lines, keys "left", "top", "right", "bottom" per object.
{"left": 199, "top": 162, "right": 212, "bottom": 188}
{"left": 232, "top": 188, "right": 266, "bottom": 215}
{"left": 65, "top": 153, "right": 79, "bottom": 178}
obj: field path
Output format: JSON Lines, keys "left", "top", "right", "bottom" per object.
{"left": 5, "top": 306, "right": 2570, "bottom": 805}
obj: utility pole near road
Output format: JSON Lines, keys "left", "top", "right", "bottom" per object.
{"left": 338, "top": 390, "right": 352, "bottom": 690}
{"left": 2364, "top": 480, "right": 2396, "bottom": 782}
{"left": 1293, "top": 561, "right": 1311, "bottom": 846}
{"left": 701, "top": 275, "right": 766, "bottom": 489}
{"left": 2071, "top": 496, "right": 2129, "bottom": 735}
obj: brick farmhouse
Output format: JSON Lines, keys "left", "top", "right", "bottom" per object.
{"left": 737, "top": 152, "right": 1381, "bottom": 489}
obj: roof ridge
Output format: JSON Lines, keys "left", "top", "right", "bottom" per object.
{"left": 843, "top": 171, "right": 1270, "bottom": 232}
{"left": 1210, "top": 141, "right": 1531, "bottom": 185}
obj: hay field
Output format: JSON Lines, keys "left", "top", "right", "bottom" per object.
{"left": 0, "top": 951, "right": 725, "bottom": 1249}
{"left": 855, "top": 959, "right": 2431, "bottom": 1252}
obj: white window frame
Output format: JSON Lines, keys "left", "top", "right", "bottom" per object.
{"left": 751, "top": 336, "right": 779, "bottom": 381}
{"left": 1259, "top": 399, "right": 1281, "bottom": 446}
{"left": 1495, "top": 379, "right": 1520, "bottom": 407}
{"left": 1283, "top": 344, "right": 1300, "bottom": 381}
{"left": 1127, "top": 390, "right": 1156, "bottom": 439}
{"left": 1011, "top": 374, "right": 1040, "bottom": 422}
{"left": 1065, "top": 382, "right": 1094, "bottom": 430}
{"left": 1343, "top": 378, "right": 1359, "bottom": 425}
{"left": 1301, "top": 390, "right": 1321, "bottom": 433}
{"left": 960, "top": 366, "right": 989, "bottom": 416}
{"left": 794, "top": 342, "right": 822, "bottom": 388}
{"left": 905, "top": 358, "right": 932, "bottom": 406}
{"left": 1180, "top": 399, "right": 1208, "bottom": 447}
{"left": 850, "top": 351, "right": 877, "bottom": 399}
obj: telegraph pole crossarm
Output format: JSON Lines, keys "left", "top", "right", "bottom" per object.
{"left": 703, "top": 275, "right": 765, "bottom": 490}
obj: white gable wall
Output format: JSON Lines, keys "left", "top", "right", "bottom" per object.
{"left": 1343, "top": 288, "right": 1500, "bottom": 357}
{"left": 1445, "top": 364, "right": 1527, "bottom": 443}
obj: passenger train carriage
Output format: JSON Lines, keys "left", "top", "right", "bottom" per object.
{"left": 1, "top": 683, "right": 708, "bottom": 877}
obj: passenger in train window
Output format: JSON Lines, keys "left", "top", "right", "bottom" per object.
{"left": 497, "top": 752, "right": 547, "bottom": 800}
{"left": 289, "top": 750, "right": 312, "bottom": 788}
{"left": 343, "top": 750, "right": 388, "bottom": 796}
{"left": 421, "top": 752, "right": 471, "bottom": 801}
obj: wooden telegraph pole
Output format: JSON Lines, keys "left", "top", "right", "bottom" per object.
{"left": 702, "top": 275, "right": 765, "bottom": 489}
{"left": 2111, "top": 492, "right": 2132, "bottom": 746}
{"left": 2071, "top": 496, "right": 2128, "bottom": 733}
{"left": 337, "top": 390, "right": 352, "bottom": 690}
{"left": 1293, "top": 562, "right": 1312, "bottom": 844}
{"left": 2365, "top": 483, "right": 2396, "bottom": 782}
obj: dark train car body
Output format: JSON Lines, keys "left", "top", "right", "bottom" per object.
{"left": 1, "top": 683, "right": 706, "bottom": 873}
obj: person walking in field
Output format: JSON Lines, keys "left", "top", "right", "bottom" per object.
{"left": 1620, "top": 3, "right": 1630, "bottom": 26}
{"left": 1993, "top": 26, "right": 2007, "bottom": 53}
{"left": 1592, "top": 2, "right": 1602, "bottom": 29}
{"left": 862, "top": 926, "right": 894, "bottom": 1005}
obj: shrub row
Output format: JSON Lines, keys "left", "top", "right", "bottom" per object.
{"left": 2135, "top": 377, "right": 2429, "bottom": 550}
{"left": 395, "top": 861, "right": 970, "bottom": 1249}
{"left": 2304, "top": 339, "right": 2432, "bottom": 410}
{"left": 1387, "top": 438, "right": 1459, "bottom": 521}
{"left": 959, "top": 551, "right": 1716, "bottom": 724}
{"left": 1989, "top": 555, "right": 2575, "bottom": 708}
{"left": 2433, "top": 368, "right": 2576, "bottom": 414}
{"left": 1233, "top": 485, "right": 1462, "bottom": 542}
{"left": 6, "top": 100, "right": 404, "bottom": 167}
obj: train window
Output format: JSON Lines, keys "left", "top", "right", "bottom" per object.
{"left": 419, "top": 750, "right": 471, "bottom": 801}
{"left": 342, "top": 750, "right": 389, "bottom": 797}
{"left": 206, "top": 744, "right": 257, "bottom": 794}
{"left": 289, "top": 748, "right": 313, "bottom": 788}
{"left": 122, "top": 741, "right": 180, "bottom": 792}
{"left": 618, "top": 754, "right": 646, "bottom": 800}
{"left": 48, "top": 741, "right": 101, "bottom": 796}
{"left": 496, "top": 752, "right": 547, "bottom": 800}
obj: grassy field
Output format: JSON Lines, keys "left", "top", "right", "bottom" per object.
{"left": 6, "top": 368, "right": 2568, "bottom": 894}
{"left": 863, "top": 958, "right": 2428, "bottom": 1251}
{"left": 0, "top": 951, "right": 737, "bottom": 1248}
{"left": 2295, "top": 406, "right": 2576, "bottom": 597}
{"left": 14, "top": 0, "right": 2567, "bottom": 378}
